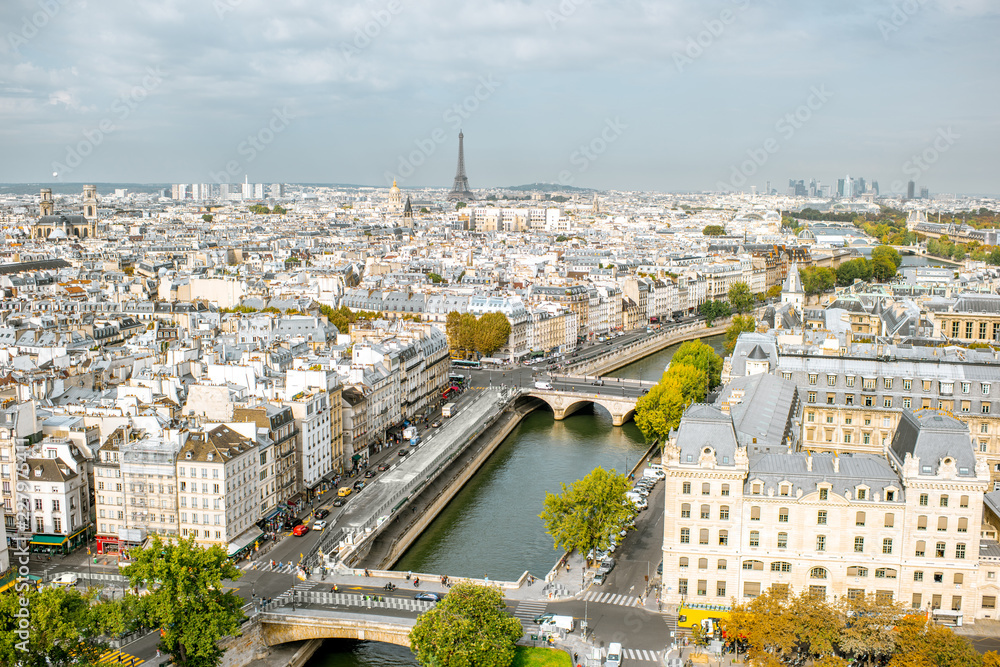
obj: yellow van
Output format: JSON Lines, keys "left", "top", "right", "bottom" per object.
{"left": 338, "top": 487, "right": 352, "bottom": 497}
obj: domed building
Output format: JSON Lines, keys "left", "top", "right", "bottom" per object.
{"left": 388, "top": 180, "right": 403, "bottom": 213}
{"left": 797, "top": 227, "right": 816, "bottom": 245}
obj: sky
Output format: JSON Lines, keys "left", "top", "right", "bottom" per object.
{"left": 0, "top": 0, "right": 998, "bottom": 195}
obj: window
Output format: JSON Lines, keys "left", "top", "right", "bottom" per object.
{"left": 744, "top": 582, "right": 761, "bottom": 598}
{"left": 844, "top": 433, "right": 852, "bottom": 443}
{"left": 884, "top": 378, "right": 893, "bottom": 390}
{"left": 681, "top": 503, "right": 691, "bottom": 518}
{"left": 954, "top": 573, "right": 964, "bottom": 585}
{"left": 914, "top": 571, "right": 924, "bottom": 582}
{"left": 809, "top": 374, "right": 817, "bottom": 385}
{"left": 863, "top": 378, "right": 876, "bottom": 390}
{"left": 717, "top": 582, "right": 726, "bottom": 597}
{"left": 958, "top": 517, "right": 968, "bottom": 533}
{"left": 883, "top": 397, "right": 892, "bottom": 408}
{"left": 679, "top": 579, "right": 688, "bottom": 595}
{"left": 848, "top": 588, "right": 864, "bottom": 600}
{"left": 719, "top": 530, "right": 728, "bottom": 546}
{"left": 984, "top": 596, "right": 997, "bottom": 610}
{"left": 855, "top": 537, "right": 865, "bottom": 552}
{"left": 721, "top": 484, "right": 729, "bottom": 496}
{"left": 752, "top": 483, "right": 761, "bottom": 494}
{"left": 771, "top": 561, "right": 792, "bottom": 572}
{"left": 699, "top": 529, "right": 709, "bottom": 545}
{"left": 885, "top": 513, "right": 895, "bottom": 528}
{"left": 819, "top": 488, "right": 828, "bottom": 501}
{"left": 749, "top": 531, "right": 759, "bottom": 547}
{"left": 952, "top": 596, "right": 963, "bottom": 612}
{"left": 700, "top": 504, "right": 711, "bottom": 519}
{"left": 940, "top": 495, "right": 949, "bottom": 507}
{"left": 680, "top": 528, "right": 690, "bottom": 544}
{"left": 698, "top": 558, "right": 708, "bottom": 569}
{"left": 982, "top": 322, "right": 989, "bottom": 339}
{"left": 697, "top": 579, "right": 707, "bottom": 596}
{"left": 857, "top": 487, "right": 867, "bottom": 500}
{"left": 847, "top": 566, "right": 868, "bottom": 577}
{"left": 882, "top": 538, "right": 893, "bottom": 554}
{"left": 985, "top": 383, "right": 992, "bottom": 395}
{"left": 718, "top": 559, "right": 727, "bottom": 570}
{"left": 827, "top": 374, "right": 837, "bottom": 386}
{"left": 808, "top": 391, "right": 816, "bottom": 403}
{"left": 720, "top": 506, "right": 729, "bottom": 520}
{"left": 915, "top": 541, "right": 926, "bottom": 557}
{"left": 750, "top": 506, "right": 760, "bottom": 521}
{"left": 875, "top": 568, "right": 897, "bottom": 579}
{"left": 817, "top": 510, "right": 828, "bottom": 525}
{"left": 923, "top": 380, "right": 933, "bottom": 392}
{"left": 702, "top": 482, "right": 711, "bottom": 495}
{"left": 956, "top": 543, "right": 966, "bottom": 559}
{"left": 846, "top": 376, "right": 855, "bottom": 387}
{"left": 816, "top": 535, "right": 826, "bottom": 551}
{"left": 846, "top": 395, "right": 854, "bottom": 405}
{"left": 920, "top": 493, "right": 929, "bottom": 506}
{"left": 952, "top": 321, "right": 961, "bottom": 337}
{"left": 903, "top": 378, "right": 912, "bottom": 390}
{"left": 810, "top": 567, "right": 827, "bottom": 579}
{"left": 856, "top": 511, "right": 866, "bottom": 526}
{"left": 938, "top": 516, "right": 948, "bottom": 532}
{"left": 777, "top": 532, "right": 788, "bottom": 549}
{"left": 682, "top": 482, "right": 691, "bottom": 494}
{"left": 934, "top": 572, "right": 944, "bottom": 583}
{"left": 807, "top": 411, "right": 815, "bottom": 422}
{"left": 903, "top": 397, "right": 911, "bottom": 409}
{"left": 936, "top": 542, "right": 946, "bottom": 558}
{"left": 778, "top": 507, "right": 789, "bottom": 522}
{"left": 826, "top": 415, "right": 834, "bottom": 424}
{"left": 827, "top": 394, "right": 835, "bottom": 405}
{"left": 985, "top": 403, "right": 992, "bottom": 414}
{"left": 743, "top": 560, "right": 763, "bottom": 571}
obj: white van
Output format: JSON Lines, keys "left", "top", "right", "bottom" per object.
{"left": 606, "top": 642, "right": 623, "bottom": 667}
{"left": 541, "top": 615, "right": 574, "bottom": 632}
{"left": 534, "top": 381, "right": 554, "bottom": 390}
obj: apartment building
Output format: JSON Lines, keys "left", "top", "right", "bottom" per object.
{"left": 23, "top": 438, "right": 91, "bottom": 555}
{"left": 176, "top": 425, "right": 259, "bottom": 550}
{"left": 929, "top": 294, "right": 1000, "bottom": 344}
{"left": 663, "top": 397, "right": 992, "bottom": 624}
{"left": 233, "top": 403, "right": 297, "bottom": 514}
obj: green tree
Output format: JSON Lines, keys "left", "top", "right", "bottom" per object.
{"left": 838, "top": 593, "right": 902, "bottom": 666}
{"left": 474, "top": 312, "right": 511, "bottom": 357}
{"left": 702, "top": 224, "right": 726, "bottom": 236}
{"left": 800, "top": 266, "right": 836, "bottom": 295}
{"left": 765, "top": 284, "right": 782, "bottom": 300}
{"left": 123, "top": 535, "right": 245, "bottom": 667}
{"left": 727, "top": 281, "right": 754, "bottom": 314}
{"left": 410, "top": 583, "right": 522, "bottom": 667}
{"left": 445, "top": 310, "right": 462, "bottom": 350}
{"left": 272, "top": 204, "right": 287, "bottom": 214}
{"left": 836, "top": 258, "right": 872, "bottom": 286}
{"left": 890, "top": 615, "right": 981, "bottom": 667}
{"left": 698, "top": 299, "right": 731, "bottom": 326}
{"left": 724, "top": 315, "right": 756, "bottom": 355}
{"left": 633, "top": 363, "right": 709, "bottom": 442}
{"left": 427, "top": 272, "right": 444, "bottom": 284}
{"left": 871, "top": 255, "right": 897, "bottom": 282}
{"left": 201, "top": 213, "right": 213, "bottom": 223}
{"left": 455, "top": 202, "right": 467, "bottom": 210}
{"left": 987, "top": 248, "right": 1000, "bottom": 266}
{"left": 0, "top": 586, "right": 112, "bottom": 667}
{"left": 458, "top": 313, "right": 479, "bottom": 354}
{"left": 872, "top": 244, "right": 902, "bottom": 269}
{"left": 539, "top": 467, "right": 636, "bottom": 565}
{"left": 670, "top": 340, "right": 723, "bottom": 389}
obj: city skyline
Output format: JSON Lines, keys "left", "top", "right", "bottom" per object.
{"left": 1, "top": 1, "right": 998, "bottom": 194}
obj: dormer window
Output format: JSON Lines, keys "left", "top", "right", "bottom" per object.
{"left": 780, "top": 485, "right": 790, "bottom": 497}
{"left": 185, "top": 452, "right": 192, "bottom": 459}
{"left": 856, "top": 487, "right": 868, "bottom": 501}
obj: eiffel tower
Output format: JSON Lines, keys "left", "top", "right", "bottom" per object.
{"left": 447, "top": 130, "right": 475, "bottom": 202}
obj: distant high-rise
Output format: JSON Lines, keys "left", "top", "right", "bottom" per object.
{"left": 920, "top": 186, "right": 930, "bottom": 199}
{"left": 837, "top": 179, "right": 845, "bottom": 197}
{"left": 447, "top": 131, "right": 475, "bottom": 202}
{"left": 871, "top": 181, "right": 879, "bottom": 196}
{"left": 844, "top": 175, "right": 853, "bottom": 199}
{"left": 907, "top": 180, "right": 916, "bottom": 199}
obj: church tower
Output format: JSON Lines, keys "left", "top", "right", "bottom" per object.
{"left": 781, "top": 262, "right": 805, "bottom": 309}
{"left": 402, "top": 196, "right": 413, "bottom": 227}
{"left": 39, "top": 188, "right": 53, "bottom": 216}
{"left": 82, "top": 185, "right": 98, "bottom": 218}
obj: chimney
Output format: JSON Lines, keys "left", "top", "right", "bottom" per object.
{"left": 833, "top": 453, "right": 839, "bottom": 473}
{"left": 806, "top": 454, "right": 813, "bottom": 472}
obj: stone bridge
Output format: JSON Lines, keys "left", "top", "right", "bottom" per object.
{"left": 520, "top": 388, "right": 639, "bottom": 426}
{"left": 258, "top": 610, "right": 414, "bottom": 648}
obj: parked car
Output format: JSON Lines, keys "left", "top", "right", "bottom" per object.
{"left": 398, "top": 449, "right": 409, "bottom": 457}
{"left": 315, "top": 508, "right": 330, "bottom": 519}
{"left": 378, "top": 463, "right": 390, "bottom": 471}
{"left": 333, "top": 498, "right": 345, "bottom": 507}
{"left": 292, "top": 524, "right": 309, "bottom": 536}
{"left": 431, "top": 421, "right": 441, "bottom": 428}
{"left": 364, "top": 470, "right": 376, "bottom": 478}
{"left": 414, "top": 592, "right": 443, "bottom": 602}
{"left": 312, "top": 520, "right": 327, "bottom": 531}
{"left": 600, "top": 556, "right": 616, "bottom": 574}
{"left": 593, "top": 570, "right": 608, "bottom": 585}
{"left": 338, "top": 487, "right": 352, "bottom": 497}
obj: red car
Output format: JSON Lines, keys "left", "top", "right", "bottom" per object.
{"left": 292, "top": 524, "right": 309, "bottom": 536}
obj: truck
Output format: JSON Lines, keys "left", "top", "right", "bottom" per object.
{"left": 534, "top": 381, "right": 554, "bottom": 390}
{"left": 441, "top": 402, "right": 455, "bottom": 418}
{"left": 539, "top": 615, "right": 574, "bottom": 633}
{"left": 402, "top": 426, "right": 418, "bottom": 440}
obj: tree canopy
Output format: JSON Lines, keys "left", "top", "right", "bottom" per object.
{"left": 410, "top": 583, "right": 522, "bottom": 667}
{"left": 871, "top": 246, "right": 901, "bottom": 281}
{"left": 445, "top": 310, "right": 511, "bottom": 358}
{"left": 724, "top": 315, "right": 756, "bottom": 355}
{"left": 799, "top": 266, "right": 836, "bottom": 295}
{"left": 724, "top": 587, "right": 985, "bottom": 667}
{"left": 836, "top": 257, "right": 873, "bottom": 286}
{"left": 123, "top": 535, "right": 245, "bottom": 667}
{"left": 702, "top": 224, "right": 726, "bottom": 236}
{"left": 539, "top": 466, "right": 635, "bottom": 563}
{"left": 698, "top": 299, "right": 731, "bottom": 326}
{"left": 670, "top": 339, "right": 723, "bottom": 389}
{"left": 727, "top": 281, "right": 754, "bottom": 314}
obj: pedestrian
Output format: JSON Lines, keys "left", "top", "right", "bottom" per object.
{"left": 574, "top": 652, "right": 578, "bottom": 664}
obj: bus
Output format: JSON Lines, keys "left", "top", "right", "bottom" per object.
{"left": 452, "top": 359, "right": 481, "bottom": 369}
{"left": 678, "top": 602, "right": 732, "bottom": 640}
{"left": 448, "top": 373, "right": 466, "bottom": 385}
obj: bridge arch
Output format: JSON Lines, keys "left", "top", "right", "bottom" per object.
{"left": 260, "top": 614, "right": 413, "bottom": 649}
{"left": 522, "top": 390, "right": 637, "bottom": 427}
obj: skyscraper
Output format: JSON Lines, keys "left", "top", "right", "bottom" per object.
{"left": 907, "top": 180, "right": 916, "bottom": 199}
{"left": 447, "top": 131, "right": 475, "bottom": 202}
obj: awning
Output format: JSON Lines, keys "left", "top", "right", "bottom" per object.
{"left": 227, "top": 528, "right": 264, "bottom": 556}
{"left": 351, "top": 454, "right": 362, "bottom": 461}
{"left": 263, "top": 507, "right": 282, "bottom": 520}
{"left": 30, "top": 534, "right": 68, "bottom": 546}
{"left": 68, "top": 526, "right": 89, "bottom": 541}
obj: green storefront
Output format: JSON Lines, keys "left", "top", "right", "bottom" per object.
{"left": 30, "top": 526, "right": 91, "bottom": 555}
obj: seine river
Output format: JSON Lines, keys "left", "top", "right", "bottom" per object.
{"left": 307, "top": 333, "right": 726, "bottom": 666}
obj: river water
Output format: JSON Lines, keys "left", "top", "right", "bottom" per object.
{"left": 306, "top": 333, "right": 726, "bottom": 666}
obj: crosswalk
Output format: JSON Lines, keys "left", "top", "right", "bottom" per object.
{"left": 512, "top": 600, "right": 547, "bottom": 625}
{"left": 95, "top": 648, "right": 143, "bottom": 665}
{"left": 621, "top": 648, "right": 663, "bottom": 663}
{"left": 583, "top": 591, "right": 640, "bottom": 607}
{"left": 293, "top": 590, "right": 437, "bottom": 612}
{"left": 76, "top": 571, "right": 129, "bottom": 583}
